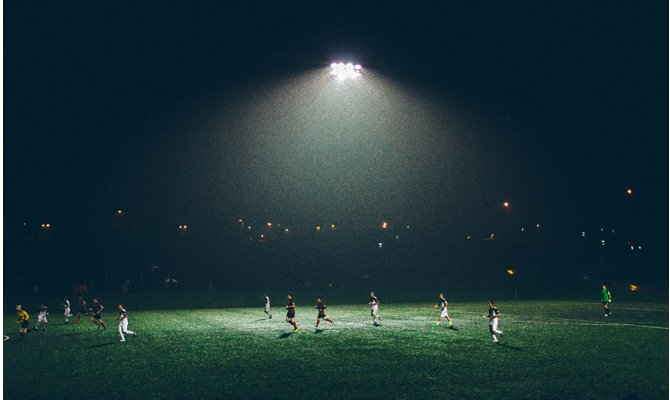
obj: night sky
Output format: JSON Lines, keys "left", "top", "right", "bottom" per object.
{"left": 4, "top": 3, "right": 667, "bottom": 255}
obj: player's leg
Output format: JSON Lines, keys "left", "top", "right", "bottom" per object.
{"left": 99, "top": 319, "right": 107, "bottom": 330}
{"left": 316, "top": 318, "right": 321, "bottom": 328}
{"left": 119, "top": 322, "right": 125, "bottom": 342}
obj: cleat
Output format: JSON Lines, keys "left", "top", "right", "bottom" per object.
{"left": 433, "top": 323, "right": 439, "bottom": 326}
{"left": 133, "top": 333, "right": 137, "bottom": 337}
{"left": 330, "top": 320, "right": 333, "bottom": 323}
{"left": 604, "top": 314, "right": 608, "bottom": 317}
{"left": 293, "top": 329, "right": 299, "bottom": 333}
{"left": 120, "top": 339, "right": 125, "bottom": 342}
{"left": 447, "top": 324, "right": 453, "bottom": 327}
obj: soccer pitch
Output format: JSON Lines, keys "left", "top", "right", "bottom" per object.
{"left": 4, "top": 301, "right": 668, "bottom": 399}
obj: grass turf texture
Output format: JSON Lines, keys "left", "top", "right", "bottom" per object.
{"left": 4, "top": 301, "right": 668, "bottom": 399}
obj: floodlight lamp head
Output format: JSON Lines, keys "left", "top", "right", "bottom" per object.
{"left": 330, "top": 61, "right": 362, "bottom": 78}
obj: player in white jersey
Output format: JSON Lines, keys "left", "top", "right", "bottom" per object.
{"left": 369, "top": 292, "right": 382, "bottom": 326}
{"left": 34, "top": 305, "right": 49, "bottom": 331}
{"left": 433, "top": 293, "right": 453, "bottom": 328}
{"left": 263, "top": 294, "right": 272, "bottom": 319}
{"left": 62, "top": 298, "right": 74, "bottom": 324}
{"left": 116, "top": 304, "right": 136, "bottom": 342}
{"left": 484, "top": 301, "right": 504, "bottom": 343}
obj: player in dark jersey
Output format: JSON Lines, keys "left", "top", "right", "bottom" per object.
{"left": 89, "top": 298, "right": 107, "bottom": 330}
{"left": 285, "top": 294, "right": 298, "bottom": 333}
{"left": 484, "top": 301, "right": 504, "bottom": 343}
{"left": 75, "top": 296, "right": 87, "bottom": 323}
{"left": 16, "top": 305, "right": 30, "bottom": 341}
{"left": 314, "top": 297, "right": 333, "bottom": 329}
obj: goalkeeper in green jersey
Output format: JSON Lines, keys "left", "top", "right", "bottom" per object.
{"left": 602, "top": 285, "right": 612, "bottom": 317}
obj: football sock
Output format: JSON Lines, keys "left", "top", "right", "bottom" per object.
{"left": 324, "top": 318, "right": 332, "bottom": 323}
{"left": 316, "top": 320, "right": 320, "bottom": 327}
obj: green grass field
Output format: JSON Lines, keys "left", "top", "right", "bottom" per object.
{"left": 3, "top": 300, "right": 668, "bottom": 399}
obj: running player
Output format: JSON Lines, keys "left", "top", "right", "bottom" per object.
{"left": 89, "top": 298, "right": 107, "bottom": 330}
{"left": 314, "top": 297, "right": 333, "bottom": 329}
{"left": 16, "top": 305, "right": 30, "bottom": 341}
{"left": 369, "top": 292, "right": 382, "bottom": 326}
{"left": 62, "top": 298, "right": 74, "bottom": 324}
{"left": 602, "top": 285, "right": 612, "bottom": 316}
{"left": 264, "top": 294, "right": 272, "bottom": 319}
{"left": 116, "top": 304, "right": 137, "bottom": 342}
{"left": 33, "top": 304, "right": 49, "bottom": 331}
{"left": 484, "top": 301, "right": 504, "bottom": 343}
{"left": 433, "top": 293, "right": 453, "bottom": 328}
{"left": 75, "top": 296, "right": 87, "bottom": 323}
{"left": 285, "top": 294, "right": 298, "bottom": 333}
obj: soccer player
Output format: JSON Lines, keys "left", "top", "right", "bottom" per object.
{"left": 116, "top": 304, "right": 137, "bottom": 342}
{"left": 89, "top": 298, "right": 107, "bottom": 330}
{"left": 62, "top": 298, "right": 74, "bottom": 324}
{"left": 314, "top": 297, "right": 333, "bottom": 328}
{"left": 369, "top": 292, "right": 382, "bottom": 326}
{"left": 264, "top": 294, "right": 272, "bottom": 319}
{"left": 484, "top": 301, "right": 504, "bottom": 343}
{"left": 33, "top": 304, "right": 49, "bottom": 331}
{"left": 16, "top": 305, "right": 30, "bottom": 341}
{"left": 602, "top": 285, "right": 612, "bottom": 317}
{"left": 75, "top": 296, "right": 87, "bottom": 323}
{"left": 285, "top": 294, "right": 298, "bottom": 333}
{"left": 433, "top": 293, "right": 453, "bottom": 328}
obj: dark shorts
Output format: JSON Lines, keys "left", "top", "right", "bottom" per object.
{"left": 318, "top": 313, "right": 326, "bottom": 319}
{"left": 93, "top": 314, "right": 102, "bottom": 320}
{"left": 20, "top": 321, "right": 29, "bottom": 329}
{"left": 602, "top": 301, "right": 610, "bottom": 306}
{"left": 286, "top": 312, "right": 295, "bottom": 319}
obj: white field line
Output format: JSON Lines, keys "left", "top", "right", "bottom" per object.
{"left": 516, "top": 317, "right": 669, "bottom": 330}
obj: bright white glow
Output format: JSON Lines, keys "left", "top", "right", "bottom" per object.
{"left": 330, "top": 61, "right": 362, "bottom": 78}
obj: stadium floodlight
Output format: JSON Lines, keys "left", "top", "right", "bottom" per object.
{"left": 330, "top": 61, "right": 362, "bottom": 78}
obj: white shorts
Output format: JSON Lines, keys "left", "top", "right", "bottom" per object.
{"left": 265, "top": 304, "right": 270, "bottom": 312}
{"left": 371, "top": 305, "right": 379, "bottom": 316}
{"left": 38, "top": 315, "right": 48, "bottom": 324}
{"left": 119, "top": 319, "right": 128, "bottom": 331}
{"left": 440, "top": 308, "right": 449, "bottom": 318}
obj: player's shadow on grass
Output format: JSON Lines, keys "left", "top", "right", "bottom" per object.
{"left": 87, "top": 342, "right": 118, "bottom": 349}
{"left": 60, "top": 332, "right": 85, "bottom": 337}
{"left": 278, "top": 332, "right": 293, "bottom": 339}
{"left": 497, "top": 342, "right": 522, "bottom": 352}
{"left": 314, "top": 329, "right": 324, "bottom": 334}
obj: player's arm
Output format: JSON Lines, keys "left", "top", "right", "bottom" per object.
{"left": 98, "top": 305, "right": 104, "bottom": 314}
{"left": 492, "top": 311, "right": 501, "bottom": 318}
